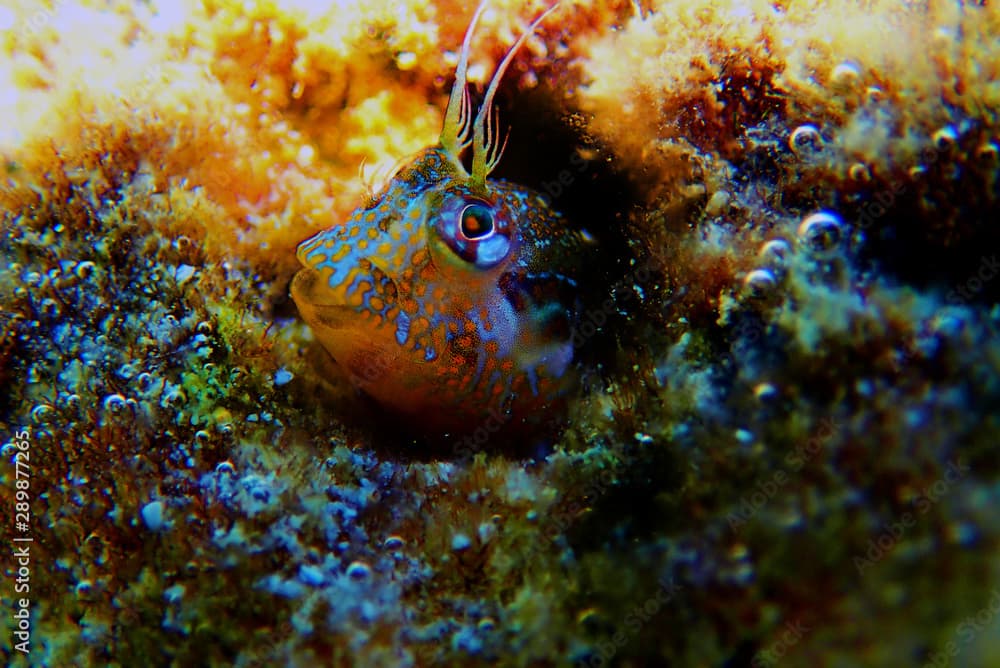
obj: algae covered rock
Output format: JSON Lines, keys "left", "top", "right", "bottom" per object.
{"left": 1, "top": 1, "right": 999, "bottom": 666}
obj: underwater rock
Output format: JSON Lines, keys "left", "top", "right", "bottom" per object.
{"left": 1, "top": 1, "right": 999, "bottom": 667}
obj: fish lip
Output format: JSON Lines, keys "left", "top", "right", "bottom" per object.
{"left": 290, "top": 267, "right": 350, "bottom": 312}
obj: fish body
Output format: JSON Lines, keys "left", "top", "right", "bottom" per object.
{"left": 291, "top": 2, "right": 590, "bottom": 434}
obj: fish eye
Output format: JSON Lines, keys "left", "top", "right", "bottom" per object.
{"left": 432, "top": 194, "right": 512, "bottom": 269}
{"left": 459, "top": 203, "right": 494, "bottom": 239}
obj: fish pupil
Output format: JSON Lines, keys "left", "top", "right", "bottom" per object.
{"left": 460, "top": 203, "right": 493, "bottom": 239}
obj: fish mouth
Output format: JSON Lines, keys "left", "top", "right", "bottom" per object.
{"left": 289, "top": 268, "right": 354, "bottom": 328}
{"left": 290, "top": 265, "right": 405, "bottom": 386}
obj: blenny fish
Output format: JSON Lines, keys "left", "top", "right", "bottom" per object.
{"left": 291, "top": 1, "right": 592, "bottom": 435}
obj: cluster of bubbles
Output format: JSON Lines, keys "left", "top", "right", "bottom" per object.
{"left": 741, "top": 211, "right": 846, "bottom": 303}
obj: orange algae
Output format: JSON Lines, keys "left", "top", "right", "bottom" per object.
{"left": 578, "top": 0, "right": 1000, "bottom": 177}
{"left": 0, "top": 0, "right": 625, "bottom": 279}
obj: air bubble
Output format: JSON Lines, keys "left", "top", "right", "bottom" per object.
{"left": 31, "top": 404, "right": 56, "bottom": 424}
{"left": 743, "top": 269, "right": 776, "bottom": 299}
{"left": 789, "top": 125, "right": 823, "bottom": 156}
{"left": 136, "top": 372, "right": 156, "bottom": 393}
{"left": 829, "top": 62, "right": 861, "bottom": 89}
{"left": 103, "top": 394, "right": 128, "bottom": 414}
{"left": 932, "top": 125, "right": 958, "bottom": 152}
{"left": 384, "top": 535, "right": 405, "bottom": 550}
{"left": 75, "top": 261, "right": 96, "bottom": 279}
{"left": 346, "top": 561, "right": 372, "bottom": 580}
{"left": 39, "top": 298, "right": 60, "bottom": 319}
{"left": 75, "top": 580, "right": 94, "bottom": 598}
{"left": 161, "top": 387, "right": 186, "bottom": 407}
{"left": 84, "top": 532, "right": 105, "bottom": 551}
{"left": 976, "top": 141, "right": 998, "bottom": 166}
{"left": 757, "top": 239, "right": 791, "bottom": 268}
{"left": 797, "top": 211, "right": 843, "bottom": 257}
{"left": 754, "top": 383, "right": 778, "bottom": 401}
{"left": 848, "top": 162, "right": 871, "bottom": 183}
{"left": 215, "top": 460, "right": 236, "bottom": 476}
{"left": 197, "top": 320, "right": 213, "bottom": 334}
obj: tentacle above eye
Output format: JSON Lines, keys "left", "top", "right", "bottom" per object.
{"left": 469, "top": 2, "right": 561, "bottom": 191}
{"left": 439, "top": 1, "right": 561, "bottom": 192}
{"left": 439, "top": 1, "right": 488, "bottom": 173}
